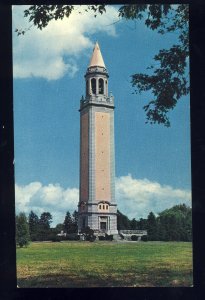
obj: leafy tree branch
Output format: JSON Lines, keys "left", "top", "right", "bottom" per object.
{"left": 16, "top": 4, "right": 189, "bottom": 126}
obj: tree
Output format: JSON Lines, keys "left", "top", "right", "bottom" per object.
{"left": 28, "top": 210, "right": 39, "bottom": 240}
{"left": 158, "top": 204, "right": 192, "bottom": 241}
{"left": 137, "top": 217, "right": 147, "bottom": 230}
{"left": 17, "top": 4, "right": 189, "bottom": 127}
{"left": 63, "top": 211, "right": 73, "bottom": 233}
{"left": 72, "top": 210, "right": 78, "bottom": 225}
{"left": 119, "top": 4, "right": 189, "bottom": 127}
{"left": 80, "top": 226, "right": 96, "bottom": 242}
{"left": 71, "top": 210, "right": 78, "bottom": 233}
{"left": 39, "top": 212, "right": 53, "bottom": 230}
{"left": 55, "top": 223, "right": 64, "bottom": 233}
{"left": 130, "top": 218, "right": 138, "bottom": 230}
{"left": 117, "top": 210, "right": 131, "bottom": 230}
{"left": 16, "top": 212, "right": 30, "bottom": 247}
{"left": 37, "top": 212, "right": 53, "bottom": 240}
{"left": 147, "top": 212, "right": 158, "bottom": 241}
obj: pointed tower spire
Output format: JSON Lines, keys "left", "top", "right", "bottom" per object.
{"left": 88, "top": 42, "right": 106, "bottom": 68}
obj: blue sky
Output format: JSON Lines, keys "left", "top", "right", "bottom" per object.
{"left": 13, "top": 5, "right": 191, "bottom": 226}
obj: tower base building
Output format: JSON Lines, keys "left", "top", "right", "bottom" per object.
{"left": 78, "top": 42, "right": 118, "bottom": 235}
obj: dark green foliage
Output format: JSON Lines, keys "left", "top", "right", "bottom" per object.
{"left": 80, "top": 226, "right": 96, "bottom": 242}
{"left": 66, "top": 233, "right": 80, "bottom": 241}
{"left": 27, "top": 210, "right": 78, "bottom": 241}
{"left": 130, "top": 218, "right": 138, "bottom": 230}
{"left": 55, "top": 223, "right": 64, "bottom": 233}
{"left": 141, "top": 235, "right": 148, "bottom": 242}
{"left": 63, "top": 210, "right": 78, "bottom": 234}
{"left": 24, "top": 5, "right": 75, "bottom": 30}
{"left": 105, "top": 234, "right": 113, "bottom": 241}
{"left": 71, "top": 210, "right": 78, "bottom": 233}
{"left": 57, "top": 232, "right": 76, "bottom": 242}
{"left": 157, "top": 204, "right": 192, "bottom": 241}
{"left": 18, "top": 204, "right": 192, "bottom": 243}
{"left": 28, "top": 210, "right": 39, "bottom": 241}
{"left": 36, "top": 212, "right": 53, "bottom": 241}
{"left": 50, "top": 235, "right": 62, "bottom": 242}
{"left": 39, "top": 212, "right": 52, "bottom": 230}
{"left": 16, "top": 5, "right": 106, "bottom": 35}
{"left": 118, "top": 204, "right": 191, "bottom": 242}
{"left": 98, "top": 234, "right": 114, "bottom": 241}
{"left": 119, "top": 233, "right": 124, "bottom": 240}
{"left": 131, "top": 204, "right": 192, "bottom": 242}
{"left": 80, "top": 226, "right": 93, "bottom": 236}
{"left": 117, "top": 210, "right": 131, "bottom": 230}
{"left": 28, "top": 211, "right": 53, "bottom": 241}
{"left": 132, "top": 44, "right": 189, "bottom": 127}
{"left": 18, "top": 4, "right": 189, "bottom": 127}
{"left": 89, "top": 235, "right": 96, "bottom": 242}
{"left": 16, "top": 212, "right": 30, "bottom": 247}
{"left": 119, "top": 4, "right": 189, "bottom": 127}
{"left": 63, "top": 211, "right": 72, "bottom": 233}
{"left": 142, "top": 204, "right": 192, "bottom": 241}
{"left": 137, "top": 218, "right": 147, "bottom": 230}
{"left": 147, "top": 212, "right": 159, "bottom": 241}
{"left": 47, "top": 233, "right": 80, "bottom": 242}
{"left": 131, "top": 235, "right": 138, "bottom": 241}
{"left": 72, "top": 210, "right": 78, "bottom": 225}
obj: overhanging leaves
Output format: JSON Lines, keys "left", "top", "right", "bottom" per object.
{"left": 17, "top": 4, "right": 189, "bottom": 126}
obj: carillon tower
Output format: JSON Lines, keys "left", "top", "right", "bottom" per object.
{"left": 78, "top": 42, "right": 118, "bottom": 235}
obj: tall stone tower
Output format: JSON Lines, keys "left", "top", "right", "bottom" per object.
{"left": 78, "top": 42, "right": 118, "bottom": 235}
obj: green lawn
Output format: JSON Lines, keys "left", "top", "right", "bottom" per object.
{"left": 16, "top": 241, "right": 193, "bottom": 288}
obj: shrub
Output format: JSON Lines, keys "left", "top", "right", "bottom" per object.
{"left": 67, "top": 233, "right": 80, "bottom": 241}
{"left": 98, "top": 236, "right": 105, "bottom": 241}
{"left": 119, "top": 233, "right": 124, "bottom": 240}
{"left": 131, "top": 235, "right": 138, "bottom": 241}
{"left": 16, "top": 212, "right": 30, "bottom": 248}
{"left": 51, "top": 236, "right": 61, "bottom": 242}
{"left": 88, "top": 235, "right": 96, "bottom": 242}
{"left": 80, "top": 226, "right": 96, "bottom": 242}
{"left": 105, "top": 234, "right": 113, "bottom": 241}
{"left": 17, "top": 237, "right": 30, "bottom": 248}
{"left": 30, "top": 233, "right": 39, "bottom": 241}
{"left": 141, "top": 235, "right": 148, "bottom": 241}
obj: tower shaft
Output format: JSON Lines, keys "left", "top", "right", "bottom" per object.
{"left": 78, "top": 43, "right": 117, "bottom": 235}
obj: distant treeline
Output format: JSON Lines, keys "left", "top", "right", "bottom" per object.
{"left": 117, "top": 204, "right": 192, "bottom": 242}
{"left": 16, "top": 204, "right": 192, "bottom": 247}
{"left": 16, "top": 210, "right": 79, "bottom": 246}
{"left": 29, "top": 210, "right": 78, "bottom": 241}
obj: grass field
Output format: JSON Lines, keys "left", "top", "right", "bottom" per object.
{"left": 16, "top": 241, "right": 193, "bottom": 288}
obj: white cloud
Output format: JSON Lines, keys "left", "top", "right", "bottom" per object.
{"left": 12, "top": 5, "right": 119, "bottom": 80}
{"left": 15, "top": 174, "right": 191, "bottom": 226}
{"left": 15, "top": 182, "right": 79, "bottom": 225}
{"left": 15, "top": 182, "right": 42, "bottom": 212}
{"left": 116, "top": 174, "right": 192, "bottom": 219}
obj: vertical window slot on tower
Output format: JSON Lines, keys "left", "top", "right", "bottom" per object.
{"left": 91, "top": 78, "right": 96, "bottom": 94}
{"left": 99, "top": 78, "right": 104, "bottom": 94}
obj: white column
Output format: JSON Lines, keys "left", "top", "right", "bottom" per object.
{"left": 89, "top": 78, "right": 91, "bottom": 94}
{"left": 96, "top": 78, "right": 99, "bottom": 95}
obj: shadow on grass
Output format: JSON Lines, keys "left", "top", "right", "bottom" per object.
{"left": 17, "top": 269, "right": 193, "bottom": 288}
{"left": 17, "top": 274, "right": 122, "bottom": 288}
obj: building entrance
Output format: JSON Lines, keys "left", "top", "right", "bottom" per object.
{"left": 99, "top": 216, "right": 109, "bottom": 232}
{"left": 100, "top": 222, "right": 107, "bottom": 231}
